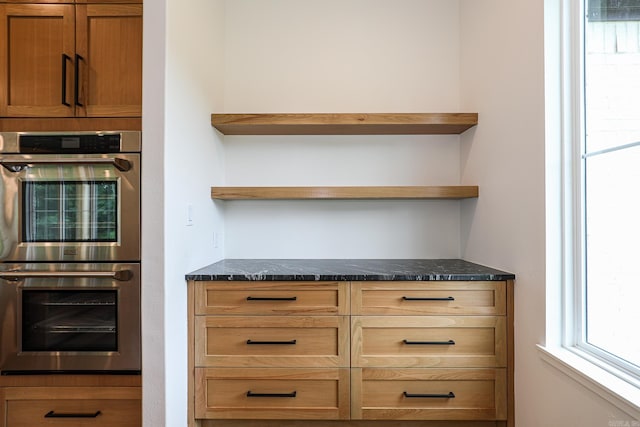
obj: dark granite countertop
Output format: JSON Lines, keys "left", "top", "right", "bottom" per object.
{"left": 185, "top": 259, "right": 515, "bottom": 282}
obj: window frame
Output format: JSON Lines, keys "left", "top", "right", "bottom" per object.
{"left": 540, "top": 0, "right": 640, "bottom": 419}
{"left": 570, "top": 0, "right": 640, "bottom": 383}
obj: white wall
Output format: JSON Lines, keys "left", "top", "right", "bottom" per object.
{"left": 143, "top": 0, "right": 640, "bottom": 425}
{"left": 142, "top": 0, "right": 225, "bottom": 425}
{"left": 222, "top": 0, "right": 465, "bottom": 259}
{"left": 460, "top": 0, "right": 632, "bottom": 426}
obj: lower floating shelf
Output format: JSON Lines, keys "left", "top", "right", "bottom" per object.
{"left": 211, "top": 186, "right": 479, "bottom": 200}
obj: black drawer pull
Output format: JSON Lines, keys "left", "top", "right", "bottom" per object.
{"left": 246, "top": 296, "right": 297, "bottom": 301}
{"left": 403, "top": 391, "right": 455, "bottom": 399}
{"left": 403, "top": 339, "right": 455, "bottom": 345}
{"left": 246, "top": 339, "right": 297, "bottom": 345}
{"left": 45, "top": 410, "right": 101, "bottom": 418}
{"left": 247, "top": 391, "right": 297, "bottom": 398}
{"left": 402, "top": 296, "right": 455, "bottom": 301}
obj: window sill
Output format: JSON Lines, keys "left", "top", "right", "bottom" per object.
{"left": 538, "top": 344, "right": 640, "bottom": 420}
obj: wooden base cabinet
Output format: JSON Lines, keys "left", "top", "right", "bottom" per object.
{"left": 196, "top": 368, "right": 350, "bottom": 420}
{"left": 188, "top": 280, "right": 514, "bottom": 427}
{"left": 0, "top": 386, "right": 141, "bottom": 427}
{"left": 351, "top": 368, "right": 507, "bottom": 421}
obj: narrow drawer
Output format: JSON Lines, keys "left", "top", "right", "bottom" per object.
{"left": 3, "top": 387, "right": 141, "bottom": 427}
{"left": 195, "top": 281, "right": 348, "bottom": 315}
{"left": 195, "top": 368, "right": 350, "bottom": 420}
{"left": 351, "top": 368, "right": 507, "bottom": 420}
{"left": 351, "top": 281, "right": 506, "bottom": 315}
{"left": 195, "top": 316, "right": 349, "bottom": 367}
{"left": 352, "top": 316, "right": 506, "bottom": 368}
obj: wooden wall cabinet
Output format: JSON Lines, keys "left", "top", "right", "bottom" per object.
{"left": 0, "top": 2, "right": 142, "bottom": 118}
{"left": 188, "top": 280, "right": 514, "bottom": 427}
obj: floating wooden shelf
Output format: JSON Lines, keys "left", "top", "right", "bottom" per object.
{"left": 211, "top": 113, "right": 478, "bottom": 135}
{"left": 211, "top": 186, "right": 479, "bottom": 200}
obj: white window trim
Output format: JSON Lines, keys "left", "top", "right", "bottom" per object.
{"left": 542, "top": 0, "right": 640, "bottom": 420}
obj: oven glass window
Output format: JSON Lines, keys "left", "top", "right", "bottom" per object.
{"left": 22, "top": 290, "right": 118, "bottom": 352}
{"left": 22, "top": 181, "right": 118, "bottom": 242}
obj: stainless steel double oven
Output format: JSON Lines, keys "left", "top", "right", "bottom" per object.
{"left": 0, "top": 131, "right": 141, "bottom": 374}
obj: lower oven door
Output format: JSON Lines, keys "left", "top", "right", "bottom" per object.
{"left": 0, "top": 263, "right": 140, "bottom": 374}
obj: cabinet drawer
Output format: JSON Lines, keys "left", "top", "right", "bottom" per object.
{"left": 352, "top": 316, "right": 506, "bottom": 368}
{"left": 195, "top": 281, "right": 348, "bottom": 315}
{"left": 195, "top": 316, "right": 349, "bottom": 367}
{"left": 195, "top": 368, "right": 350, "bottom": 420}
{"left": 351, "top": 368, "right": 507, "bottom": 421}
{"left": 2, "top": 387, "right": 141, "bottom": 427}
{"left": 351, "top": 281, "right": 506, "bottom": 315}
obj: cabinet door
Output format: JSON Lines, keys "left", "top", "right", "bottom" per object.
{"left": 75, "top": 4, "right": 142, "bottom": 117}
{"left": 0, "top": 4, "right": 75, "bottom": 117}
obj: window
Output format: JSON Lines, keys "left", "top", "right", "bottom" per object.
{"left": 567, "top": 0, "right": 640, "bottom": 383}
{"left": 587, "top": 0, "right": 640, "bottom": 21}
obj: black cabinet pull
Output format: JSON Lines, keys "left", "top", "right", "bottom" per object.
{"left": 246, "top": 391, "right": 297, "bottom": 398}
{"left": 61, "top": 54, "right": 71, "bottom": 106}
{"left": 402, "top": 296, "right": 455, "bottom": 301}
{"left": 403, "top": 391, "right": 455, "bottom": 399}
{"left": 246, "top": 339, "right": 297, "bottom": 345}
{"left": 246, "top": 296, "right": 297, "bottom": 301}
{"left": 403, "top": 339, "right": 455, "bottom": 345}
{"left": 74, "top": 54, "right": 84, "bottom": 107}
{"left": 45, "top": 410, "right": 101, "bottom": 418}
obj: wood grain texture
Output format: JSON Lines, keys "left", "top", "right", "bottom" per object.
{"left": 351, "top": 281, "right": 506, "bottom": 316}
{"left": 76, "top": 4, "right": 142, "bottom": 117}
{"left": 211, "top": 186, "right": 479, "bottom": 200}
{"left": 211, "top": 113, "right": 478, "bottom": 135}
{"left": 0, "top": 4, "right": 75, "bottom": 117}
{"left": 195, "top": 368, "right": 350, "bottom": 420}
{"left": 2, "top": 387, "right": 141, "bottom": 427}
{"left": 0, "top": 118, "right": 141, "bottom": 131}
{"left": 200, "top": 421, "right": 501, "bottom": 427}
{"left": 351, "top": 316, "right": 507, "bottom": 368}
{"left": 353, "top": 368, "right": 507, "bottom": 421}
{"left": 196, "top": 281, "right": 348, "bottom": 316}
{"left": 195, "top": 316, "right": 349, "bottom": 368}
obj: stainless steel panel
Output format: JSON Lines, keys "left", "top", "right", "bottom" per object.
{"left": 0, "top": 153, "right": 140, "bottom": 262}
{"left": 0, "top": 131, "right": 141, "bottom": 153}
{"left": 0, "top": 263, "right": 141, "bottom": 373}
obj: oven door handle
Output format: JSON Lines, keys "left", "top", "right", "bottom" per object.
{"left": 0, "top": 157, "right": 131, "bottom": 172}
{"left": 0, "top": 270, "right": 133, "bottom": 282}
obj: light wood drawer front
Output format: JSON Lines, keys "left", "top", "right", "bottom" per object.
{"left": 352, "top": 281, "right": 506, "bottom": 315}
{"left": 2, "top": 387, "right": 141, "bottom": 427}
{"left": 351, "top": 368, "right": 507, "bottom": 421}
{"left": 195, "top": 281, "right": 348, "bottom": 315}
{"left": 195, "top": 368, "right": 350, "bottom": 420}
{"left": 352, "top": 316, "right": 506, "bottom": 368}
{"left": 195, "top": 316, "right": 349, "bottom": 367}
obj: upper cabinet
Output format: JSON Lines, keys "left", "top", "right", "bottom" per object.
{"left": 0, "top": 3, "right": 142, "bottom": 118}
{"left": 211, "top": 113, "right": 478, "bottom": 135}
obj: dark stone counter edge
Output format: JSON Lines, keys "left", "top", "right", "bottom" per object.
{"left": 186, "top": 273, "right": 515, "bottom": 281}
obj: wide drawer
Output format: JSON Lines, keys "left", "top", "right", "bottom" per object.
{"left": 195, "top": 316, "right": 349, "bottom": 367}
{"left": 351, "top": 281, "right": 506, "bottom": 316}
{"left": 2, "top": 387, "right": 141, "bottom": 427}
{"left": 352, "top": 316, "right": 506, "bottom": 368}
{"left": 351, "top": 368, "right": 507, "bottom": 420}
{"left": 195, "top": 281, "right": 348, "bottom": 315}
{"left": 195, "top": 368, "right": 350, "bottom": 420}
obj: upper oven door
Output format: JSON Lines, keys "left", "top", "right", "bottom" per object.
{"left": 0, "top": 153, "right": 140, "bottom": 262}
